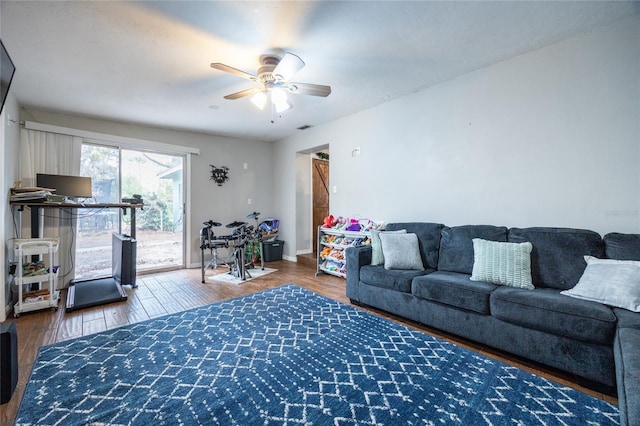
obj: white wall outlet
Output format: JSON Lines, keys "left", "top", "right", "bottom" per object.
{"left": 332, "top": 186, "right": 337, "bottom": 193}
{"left": 243, "top": 163, "right": 248, "bottom": 170}
{"left": 248, "top": 198, "right": 252, "bottom": 205}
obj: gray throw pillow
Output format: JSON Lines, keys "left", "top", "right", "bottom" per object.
{"left": 561, "top": 256, "right": 640, "bottom": 312}
{"left": 470, "top": 238, "right": 534, "bottom": 289}
{"left": 371, "top": 229, "right": 406, "bottom": 265}
{"left": 379, "top": 233, "right": 424, "bottom": 271}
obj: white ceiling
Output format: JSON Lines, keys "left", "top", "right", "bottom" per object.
{"left": 1, "top": 1, "right": 637, "bottom": 142}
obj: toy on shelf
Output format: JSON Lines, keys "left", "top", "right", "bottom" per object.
{"left": 259, "top": 218, "right": 280, "bottom": 242}
{"left": 317, "top": 214, "right": 381, "bottom": 278}
{"left": 320, "top": 214, "right": 383, "bottom": 234}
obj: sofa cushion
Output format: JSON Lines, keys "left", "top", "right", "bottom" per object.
{"left": 385, "top": 222, "right": 445, "bottom": 270}
{"left": 438, "top": 225, "right": 507, "bottom": 274}
{"left": 490, "top": 287, "right": 616, "bottom": 345}
{"left": 604, "top": 232, "right": 640, "bottom": 261}
{"left": 561, "top": 256, "right": 640, "bottom": 312}
{"left": 412, "top": 271, "right": 497, "bottom": 314}
{"left": 470, "top": 239, "right": 534, "bottom": 289}
{"left": 371, "top": 228, "right": 406, "bottom": 266}
{"left": 508, "top": 227, "right": 604, "bottom": 290}
{"left": 380, "top": 233, "right": 424, "bottom": 271}
{"left": 360, "top": 264, "right": 431, "bottom": 293}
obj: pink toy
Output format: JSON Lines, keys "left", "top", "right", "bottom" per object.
{"left": 322, "top": 215, "right": 336, "bottom": 228}
{"left": 345, "top": 218, "right": 361, "bottom": 232}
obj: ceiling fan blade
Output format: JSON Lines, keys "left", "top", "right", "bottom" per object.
{"left": 273, "top": 53, "right": 305, "bottom": 82}
{"left": 287, "top": 82, "right": 332, "bottom": 97}
{"left": 210, "top": 63, "right": 257, "bottom": 81}
{"left": 223, "top": 87, "right": 261, "bottom": 100}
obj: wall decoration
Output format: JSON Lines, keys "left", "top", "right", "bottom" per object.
{"left": 210, "top": 165, "right": 230, "bottom": 186}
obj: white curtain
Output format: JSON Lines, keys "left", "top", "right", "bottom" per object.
{"left": 20, "top": 129, "right": 83, "bottom": 288}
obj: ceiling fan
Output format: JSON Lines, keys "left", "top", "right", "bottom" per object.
{"left": 210, "top": 52, "right": 331, "bottom": 112}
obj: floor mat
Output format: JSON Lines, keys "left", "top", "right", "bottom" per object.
{"left": 206, "top": 267, "right": 277, "bottom": 284}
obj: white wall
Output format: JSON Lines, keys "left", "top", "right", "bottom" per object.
{"left": 274, "top": 15, "right": 640, "bottom": 258}
{"left": 17, "top": 109, "right": 273, "bottom": 269}
{"left": 1, "top": 92, "right": 21, "bottom": 320}
{"left": 295, "top": 152, "right": 312, "bottom": 254}
{"left": 273, "top": 126, "right": 334, "bottom": 259}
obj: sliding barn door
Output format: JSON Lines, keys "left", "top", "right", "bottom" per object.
{"left": 312, "top": 159, "right": 329, "bottom": 253}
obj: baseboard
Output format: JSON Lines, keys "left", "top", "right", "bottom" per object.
{"left": 283, "top": 255, "right": 296, "bottom": 262}
{"left": 296, "top": 249, "right": 313, "bottom": 255}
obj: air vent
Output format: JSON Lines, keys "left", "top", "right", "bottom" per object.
{"left": 297, "top": 124, "right": 313, "bottom": 130}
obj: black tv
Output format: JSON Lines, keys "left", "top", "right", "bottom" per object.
{"left": 0, "top": 39, "right": 15, "bottom": 114}
{"left": 36, "top": 173, "right": 93, "bottom": 199}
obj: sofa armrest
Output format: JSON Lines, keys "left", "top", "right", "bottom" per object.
{"left": 614, "top": 327, "right": 640, "bottom": 426}
{"left": 345, "top": 245, "right": 372, "bottom": 302}
{"left": 615, "top": 308, "right": 640, "bottom": 330}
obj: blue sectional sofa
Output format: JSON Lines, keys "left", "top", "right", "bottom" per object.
{"left": 346, "top": 223, "right": 640, "bottom": 425}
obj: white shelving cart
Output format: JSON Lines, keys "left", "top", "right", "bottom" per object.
{"left": 316, "top": 227, "right": 371, "bottom": 278}
{"left": 13, "top": 238, "right": 60, "bottom": 317}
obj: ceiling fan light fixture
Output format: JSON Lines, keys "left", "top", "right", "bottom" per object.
{"left": 271, "top": 87, "right": 287, "bottom": 104}
{"left": 271, "top": 87, "right": 292, "bottom": 112}
{"left": 271, "top": 87, "right": 293, "bottom": 113}
{"left": 250, "top": 91, "right": 267, "bottom": 110}
{"left": 274, "top": 99, "right": 292, "bottom": 113}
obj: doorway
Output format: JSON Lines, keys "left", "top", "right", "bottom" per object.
{"left": 312, "top": 157, "right": 329, "bottom": 253}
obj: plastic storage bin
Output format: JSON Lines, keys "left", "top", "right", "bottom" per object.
{"left": 262, "top": 240, "right": 284, "bottom": 262}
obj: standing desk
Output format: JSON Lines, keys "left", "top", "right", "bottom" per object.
{"left": 11, "top": 202, "right": 144, "bottom": 311}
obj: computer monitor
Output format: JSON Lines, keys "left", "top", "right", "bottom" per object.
{"left": 36, "top": 173, "right": 93, "bottom": 199}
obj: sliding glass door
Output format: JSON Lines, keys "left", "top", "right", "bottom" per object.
{"left": 120, "top": 149, "right": 184, "bottom": 272}
{"left": 76, "top": 144, "right": 120, "bottom": 278}
{"left": 75, "top": 143, "right": 184, "bottom": 279}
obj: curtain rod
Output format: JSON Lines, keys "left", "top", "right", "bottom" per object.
{"left": 23, "top": 121, "right": 200, "bottom": 156}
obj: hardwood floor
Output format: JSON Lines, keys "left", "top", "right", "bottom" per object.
{"left": 0, "top": 260, "right": 617, "bottom": 423}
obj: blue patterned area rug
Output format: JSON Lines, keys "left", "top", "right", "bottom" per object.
{"left": 16, "top": 285, "right": 618, "bottom": 425}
